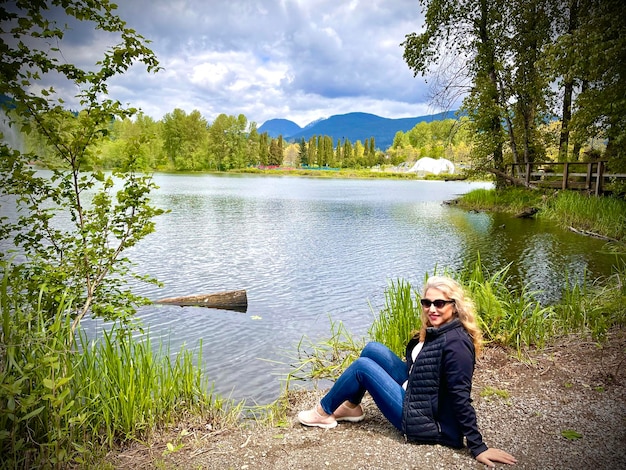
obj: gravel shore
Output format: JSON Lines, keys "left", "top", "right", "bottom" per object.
{"left": 109, "top": 329, "right": 625, "bottom": 469}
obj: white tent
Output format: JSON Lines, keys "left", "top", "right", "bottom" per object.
{"left": 407, "top": 157, "right": 455, "bottom": 175}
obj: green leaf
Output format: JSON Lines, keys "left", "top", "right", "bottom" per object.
{"left": 55, "top": 375, "right": 73, "bottom": 388}
{"left": 561, "top": 429, "right": 583, "bottom": 440}
{"left": 19, "top": 406, "right": 45, "bottom": 422}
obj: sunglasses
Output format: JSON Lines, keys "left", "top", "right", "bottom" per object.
{"left": 420, "top": 299, "right": 455, "bottom": 309}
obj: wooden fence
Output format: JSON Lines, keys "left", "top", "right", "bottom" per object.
{"left": 507, "top": 161, "right": 626, "bottom": 195}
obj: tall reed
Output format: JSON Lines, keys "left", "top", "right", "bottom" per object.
{"left": 541, "top": 191, "right": 626, "bottom": 241}
{"left": 369, "top": 278, "right": 423, "bottom": 357}
{"left": 459, "top": 258, "right": 555, "bottom": 352}
{"left": 457, "top": 187, "right": 543, "bottom": 213}
{"left": 289, "top": 317, "right": 364, "bottom": 383}
{"left": 365, "top": 257, "right": 622, "bottom": 359}
{"left": 0, "top": 267, "right": 235, "bottom": 468}
{"left": 74, "top": 328, "right": 231, "bottom": 447}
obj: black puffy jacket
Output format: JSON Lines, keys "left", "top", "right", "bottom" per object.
{"left": 401, "top": 318, "right": 488, "bottom": 458}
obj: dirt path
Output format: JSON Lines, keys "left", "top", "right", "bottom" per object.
{"left": 108, "top": 330, "right": 625, "bottom": 469}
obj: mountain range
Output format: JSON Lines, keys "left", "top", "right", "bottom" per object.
{"left": 258, "top": 111, "right": 459, "bottom": 150}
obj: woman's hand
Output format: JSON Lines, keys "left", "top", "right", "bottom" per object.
{"left": 476, "top": 448, "right": 517, "bottom": 467}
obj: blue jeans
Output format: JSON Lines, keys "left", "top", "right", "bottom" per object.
{"left": 320, "top": 342, "right": 407, "bottom": 431}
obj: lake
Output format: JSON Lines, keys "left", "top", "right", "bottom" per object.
{"left": 80, "top": 173, "right": 618, "bottom": 404}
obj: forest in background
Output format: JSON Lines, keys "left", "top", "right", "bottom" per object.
{"left": 20, "top": 111, "right": 606, "bottom": 174}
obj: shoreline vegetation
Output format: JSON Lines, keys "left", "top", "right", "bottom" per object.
{"left": 2, "top": 171, "right": 625, "bottom": 469}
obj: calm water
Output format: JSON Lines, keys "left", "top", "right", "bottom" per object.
{"left": 71, "top": 174, "right": 618, "bottom": 404}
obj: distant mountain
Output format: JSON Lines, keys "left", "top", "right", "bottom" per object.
{"left": 302, "top": 117, "right": 326, "bottom": 129}
{"left": 257, "top": 119, "right": 302, "bottom": 138}
{"left": 259, "top": 111, "right": 459, "bottom": 150}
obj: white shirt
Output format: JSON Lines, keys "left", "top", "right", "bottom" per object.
{"left": 402, "top": 341, "right": 424, "bottom": 390}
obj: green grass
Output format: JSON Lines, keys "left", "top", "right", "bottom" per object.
{"left": 480, "top": 386, "right": 510, "bottom": 400}
{"left": 0, "top": 271, "right": 240, "bottom": 468}
{"left": 289, "top": 317, "right": 365, "bottom": 383}
{"left": 457, "top": 187, "right": 626, "bottom": 243}
{"left": 457, "top": 187, "right": 544, "bottom": 213}
{"left": 541, "top": 191, "right": 626, "bottom": 241}
{"left": 369, "top": 279, "right": 424, "bottom": 357}
{"left": 74, "top": 329, "right": 237, "bottom": 447}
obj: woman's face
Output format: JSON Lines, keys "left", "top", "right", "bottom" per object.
{"left": 422, "top": 287, "right": 456, "bottom": 328}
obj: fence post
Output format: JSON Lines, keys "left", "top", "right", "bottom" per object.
{"left": 586, "top": 162, "right": 593, "bottom": 190}
{"left": 562, "top": 162, "right": 569, "bottom": 190}
{"left": 595, "top": 160, "right": 604, "bottom": 195}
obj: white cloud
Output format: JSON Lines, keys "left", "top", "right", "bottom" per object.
{"left": 27, "top": 0, "right": 449, "bottom": 127}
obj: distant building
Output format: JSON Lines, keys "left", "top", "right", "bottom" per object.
{"left": 407, "top": 157, "right": 455, "bottom": 175}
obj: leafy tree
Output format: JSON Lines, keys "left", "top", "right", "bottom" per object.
{"left": 551, "top": 0, "right": 626, "bottom": 170}
{"left": 207, "top": 113, "right": 249, "bottom": 170}
{"left": 307, "top": 136, "right": 317, "bottom": 166}
{"left": 507, "top": 0, "right": 554, "bottom": 164}
{"left": 258, "top": 132, "right": 269, "bottom": 166}
{"left": 245, "top": 122, "right": 260, "bottom": 167}
{"left": 392, "top": 131, "right": 408, "bottom": 149}
{"left": 298, "top": 138, "right": 308, "bottom": 166}
{"left": 0, "top": 2, "right": 164, "bottom": 463}
{"left": 322, "top": 135, "right": 334, "bottom": 167}
{"left": 404, "top": 0, "right": 625, "bottom": 185}
{"left": 353, "top": 140, "right": 365, "bottom": 167}
{"left": 548, "top": 0, "right": 583, "bottom": 162}
{"left": 98, "top": 113, "right": 164, "bottom": 170}
{"left": 335, "top": 139, "right": 342, "bottom": 166}
{"left": 162, "top": 108, "right": 188, "bottom": 167}
{"left": 316, "top": 135, "right": 325, "bottom": 166}
{"left": 1, "top": 0, "right": 164, "bottom": 334}
{"left": 162, "top": 108, "right": 209, "bottom": 170}
{"left": 408, "top": 121, "right": 431, "bottom": 149}
{"left": 268, "top": 137, "right": 283, "bottom": 165}
{"left": 403, "top": 0, "right": 540, "bottom": 184}
{"left": 222, "top": 114, "right": 249, "bottom": 169}
{"left": 342, "top": 138, "right": 353, "bottom": 167}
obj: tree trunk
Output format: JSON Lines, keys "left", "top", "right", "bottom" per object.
{"left": 572, "top": 79, "right": 589, "bottom": 160}
{"left": 478, "top": 0, "right": 506, "bottom": 188}
{"left": 559, "top": 0, "right": 580, "bottom": 162}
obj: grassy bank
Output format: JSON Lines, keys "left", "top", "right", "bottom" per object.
{"left": 230, "top": 166, "right": 469, "bottom": 180}
{"left": 455, "top": 187, "right": 626, "bottom": 244}
{"left": 0, "top": 277, "right": 240, "bottom": 469}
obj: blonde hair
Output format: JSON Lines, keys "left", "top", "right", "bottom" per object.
{"left": 418, "top": 275, "right": 483, "bottom": 356}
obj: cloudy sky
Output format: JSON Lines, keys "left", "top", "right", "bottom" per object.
{"left": 43, "top": 0, "right": 452, "bottom": 128}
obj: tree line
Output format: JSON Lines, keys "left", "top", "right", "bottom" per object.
{"left": 23, "top": 108, "right": 488, "bottom": 172}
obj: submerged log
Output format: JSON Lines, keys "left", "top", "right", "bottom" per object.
{"left": 154, "top": 289, "right": 247, "bottom": 312}
{"left": 568, "top": 226, "right": 618, "bottom": 242}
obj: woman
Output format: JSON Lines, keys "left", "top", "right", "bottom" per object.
{"left": 298, "top": 276, "right": 517, "bottom": 467}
